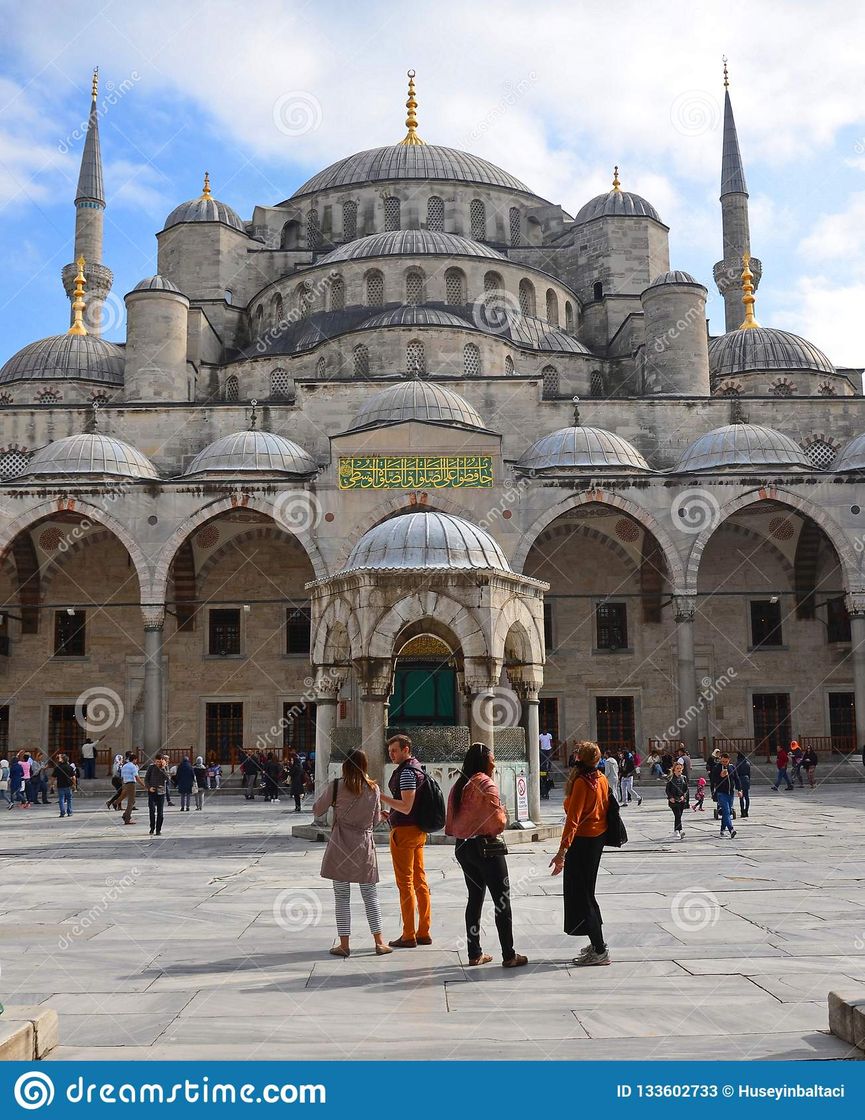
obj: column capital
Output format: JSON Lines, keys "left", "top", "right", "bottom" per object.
{"left": 845, "top": 591, "right": 865, "bottom": 617}
{"left": 141, "top": 604, "right": 165, "bottom": 631}
{"left": 313, "top": 668, "right": 344, "bottom": 701}
{"left": 673, "top": 594, "right": 697, "bottom": 624}
{"left": 464, "top": 677, "right": 499, "bottom": 696}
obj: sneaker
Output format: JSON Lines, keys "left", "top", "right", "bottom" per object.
{"left": 719, "top": 829, "right": 727, "bottom": 837}
{"left": 637, "top": 796, "right": 643, "bottom": 806}
{"left": 679, "top": 830, "right": 685, "bottom": 840}
{"left": 573, "top": 944, "right": 594, "bottom": 963}
{"left": 574, "top": 948, "right": 611, "bottom": 967}
{"left": 730, "top": 829, "right": 737, "bottom": 839}
{"left": 273, "top": 799, "right": 280, "bottom": 804}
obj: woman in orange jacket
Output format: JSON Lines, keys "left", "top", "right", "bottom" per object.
{"left": 550, "top": 741, "right": 611, "bottom": 966}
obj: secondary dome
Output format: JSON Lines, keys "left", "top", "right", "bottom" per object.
{"left": 709, "top": 326, "right": 835, "bottom": 378}
{"left": 575, "top": 188, "right": 661, "bottom": 225}
{"left": 832, "top": 434, "right": 865, "bottom": 472}
{"left": 132, "top": 275, "right": 181, "bottom": 293}
{"left": 291, "top": 144, "right": 531, "bottom": 197}
{"left": 675, "top": 424, "right": 811, "bottom": 473}
{"left": 348, "top": 382, "right": 486, "bottom": 432}
{"left": 0, "top": 334, "right": 124, "bottom": 387}
{"left": 646, "top": 270, "right": 702, "bottom": 289}
{"left": 344, "top": 511, "right": 510, "bottom": 573}
{"left": 358, "top": 307, "right": 471, "bottom": 331}
{"left": 163, "top": 174, "right": 244, "bottom": 233}
{"left": 183, "top": 430, "right": 317, "bottom": 478}
{"left": 518, "top": 426, "right": 651, "bottom": 472}
{"left": 22, "top": 434, "right": 159, "bottom": 480}
{"left": 319, "top": 229, "right": 507, "bottom": 265}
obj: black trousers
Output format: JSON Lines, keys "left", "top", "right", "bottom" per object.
{"left": 148, "top": 791, "right": 165, "bottom": 834}
{"left": 454, "top": 838, "right": 515, "bottom": 961}
{"left": 670, "top": 802, "right": 685, "bottom": 830}
{"left": 563, "top": 835, "right": 606, "bottom": 952}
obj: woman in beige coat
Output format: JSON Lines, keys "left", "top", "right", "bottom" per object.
{"left": 312, "top": 749, "right": 393, "bottom": 958}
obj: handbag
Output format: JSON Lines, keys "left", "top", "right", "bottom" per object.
{"left": 479, "top": 835, "right": 509, "bottom": 858}
{"left": 603, "top": 784, "right": 628, "bottom": 848}
{"left": 326, "top": 778, "right": 338, "bottom": 826}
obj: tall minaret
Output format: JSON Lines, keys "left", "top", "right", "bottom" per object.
{"left": 62, "top": 68, "right": 113, "bottom": 335}
{"left": 712, "top": 58, "right": 761, "bottom": 332}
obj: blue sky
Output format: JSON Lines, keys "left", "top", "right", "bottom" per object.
{"left": 1, "top": 0, "right": 865, "bottom": 366}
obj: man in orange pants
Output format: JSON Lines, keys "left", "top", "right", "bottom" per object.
{"left": 380, "top": 735, "right": 431, "bottom": 948}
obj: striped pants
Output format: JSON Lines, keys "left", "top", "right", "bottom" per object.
{"left": 332, "top": 881, "right": 381, "bottom": 937}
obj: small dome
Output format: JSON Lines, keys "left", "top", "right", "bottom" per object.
{"left": 344, "top": 511, "right": 510, "bottom": 573}
{"left": 509, "top": 318, "right": 591, "bottom": 355}
{"left": 132, "top": 275, "right": 181, "bottom": 293}
{"left": 349, "top": 382, "right": 486, "bottom": 432}
{"left": 518, "top": 426, "right": 651, "bottom": 472}
{"left": 675, "top": 424, "right": 811, "bottom": 473}
{"left": 22, "top": 434, "right": 159, "bottom": 480}
{"left": 183, "top": 430, "right": 317, "bottom": 477}
{"left": 832, "top": 434, "right": 865, "bottom": 472}
{"left": 163, "top": 182, "right": 244, "bottom": 232}
{"left": 359, "top": 306, "right": 471, "bottom": 331}
{"left": 0, "top": 334, "right": 124, "bottom": 387}
{"left": 575, "top": 189, "right": 661, "bottom": 225}
{"left": 646, "top": 270, "right": 702, "bottom": 289}
{"left": 291, "top": 144, "right": 531, "bottom": 197}
{"left": 319, "top": 229, "right": 507, "bottom": 265}
{"left": 709, "top": 326, "right": 835, "bottom": 378}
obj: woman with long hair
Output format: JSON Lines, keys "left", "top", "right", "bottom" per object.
{"left": 312, "top": 749, "right": 392, "bottom": 958}
{"left": 550, "top": 741, "right": 611, "bottom": 966}
{"left": 445, "top": 742, "right": 527, "bottom": 968}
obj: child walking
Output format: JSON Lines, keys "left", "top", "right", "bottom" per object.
{"left": 692, "top": 776, "right": 706, "bottom": 812}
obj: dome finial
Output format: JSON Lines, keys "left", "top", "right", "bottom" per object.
{"left": 612, "top": 165, "right": 621, "bottom": 192}
{"left": 248, "top": 398, "right": 258, "bottom": 431}
{"left": 91, "top": 66, "right": 99, "bottom": 101}
{"left": 398, "top": 69, "right": 425, "bottom": 146}
{"left": 201, "top": 171, "right": 212, "bottom": 199}
{"left": 722, "top": 55, "right": 729, "bottom": 89}
{"left": 739, "top": 252, "right": 760, "bottom": 330}
{"left": 572, "top": 395, "right": 581, "bottom": 426}
{"left": 68, "top": 256, "right": 88, "bottom": 336}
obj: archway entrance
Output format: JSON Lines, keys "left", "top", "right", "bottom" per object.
{"left": 390, "top": 634, "right": 458, "bottom": 726}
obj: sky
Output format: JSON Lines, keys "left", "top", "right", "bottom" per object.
{"left": 1, "top": 0, "right": 865, "bottom": 366}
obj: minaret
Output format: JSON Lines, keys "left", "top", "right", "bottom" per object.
{"left": 713, "top": 58, "right": 761, "bottom": 332}
{"left": 62, "top": 68, "right": 113, "bottom": 335}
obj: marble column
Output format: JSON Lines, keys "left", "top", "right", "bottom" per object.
{"left": 465, "top": 678, "right": 497, "bottom": 749}
{"left": 674, "top": 595, "right": 699, "bottom": 756}
{"left": 846, "top": 595, "right": 865, "bottom": 751}
{"left": 142, "top": 606, "right": 164, "bottom": 759}
{"left": 313, "top": 670, "right": 343, "bottom": 817}
{"left": 356, "top": 659, "right": 392, "bottom": 787}
{"left": 521, "top": 683, "right": 542, "bottom": 822}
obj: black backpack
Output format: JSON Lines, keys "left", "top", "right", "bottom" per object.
{"left": 410, "top": 764, "right": 446, "bottom": 833}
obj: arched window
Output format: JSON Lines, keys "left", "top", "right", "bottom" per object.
{"left": 280, "top": 220, "right": 300, "bottom": 250}
{"left": 509, "top": 207, "right": 521, "bottom": 246}
{"left": 719, "top": 383, "right": 741, "bottom": 397}
{"left": 271, "top": 368, "right": 290, "bottom": 399}
{"left": 772, "top": 379, "right": 795, "bottom": 397}
{"left": 366, "top": 270, "right": 384, "bottom": 306}
{"left": 405, "top": 271, "right": 424, "bottom": 305}
{"left": 36, "top": 388, "right": 60, "bottom": 403}
{"left": 224, "top": 375, "right": 239, "bottom": 402}
{"left": 463, "top": 343, "right": 481, "bottom": 377}
{"left": 484, "top": 270, "right": 504, "bottom": 293}
{"left": 445, "top": 268, "right": 466, "bottom": 305}
{"left": 330, "top": 275, "right": 345, "bottom": 311}
{"left": 384, "top": 196, "right": 401, "bottom": 231}
{"left": 590, "top": 371, "right": 605, "bottom": 398}
{"left": 804, "top": 439, "right": 836, "bottom": 469}
{"left": 541, "top": 365, "right": 559, "bottom": 397}
{"left": 353, "top": 344, "right": 370, "bottom": 376}
{"left": 427, "top": 196, "right": 444, "bottom": 231}
{"left": 295, "top": 282, "right": 313, "bottom": 319}
{"left": 307, "top": 208, "right": 320, "bottom": 249}
{"left": 518, "top": 278, "right": 536, "bottom": 316}
{"left": 273, "top": 293, "right": 284, "bottom": 326}
{"left": 545, "top": 289, "right": 559, "bottom": 327}
{"left": 342, "top": 200, "right": 357, "bottom": 241}
{"left": 254, "top": 305, "right": 263, "bottom": 336}
{"left": 565, "top": 301, "right": 575, "bottom": 332}
{"left": 593, "top": 280, "right": 604, "bottom": 301}
{"left": 504, "top": 355, "right": 515, "bottom": 375}
{"left": 406, "top": 339, "right": 426, "bottom": 375}
{"left": 818, "top": 381, "right": 836, "bottom": 397}
{"left": 470, "top": 198, "right": 486, "bottom": 240}
{"left": 0, "top": 449, "right": 29, "bottom": 478}
{"left": 316, "top": 356, "right": 326, "bottom": 378}
{"left": 90, "top": 390, "right": 110, "bottom": 406}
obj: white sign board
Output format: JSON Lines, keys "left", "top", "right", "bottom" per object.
{"left": 515, "top": 770, "right": 529, "bottom": 822}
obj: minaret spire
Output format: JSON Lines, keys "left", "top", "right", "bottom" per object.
{"left": 62, "top": 68, "right": 113, "bottom": 336}
{"left": 713, "top": 58, "right": 761, "bottom": 332}
{"left": 398, "top": 69, "right": 425, "bottom": 146}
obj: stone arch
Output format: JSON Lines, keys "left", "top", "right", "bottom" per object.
{"left": 685, "top": 486, "right": 858, "bottom": 594}
{"left": 532, "top": 521, "right": 639, "bottom": 575}
{"left": 196, "top": 524, "right": 313, "bottom": 588}
{"left": 311, "top": 595, "right": 355, "bottom": 663}
{"left": 493, "top": 595, "right": 545, "bottom": 665}
{"left": 367, "top": 592, "right": 488, "bottom": 661}
{"left": 38, "top": 528, "right": 117, "bottom": 598}
{"left": 513, "top": 488, "right": 686, "bottom": 589}
{"left": 152, "top": 494, "right": 327, "bottom": 605}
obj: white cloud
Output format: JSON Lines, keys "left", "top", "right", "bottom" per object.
{"left": 775, "top": 275, "right": 865, "bottom": 370}
{"left": 798, "top": 192, "right": 865, "bottom": 262}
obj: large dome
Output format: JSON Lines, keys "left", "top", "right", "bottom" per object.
{"left": 183, "top": 431, "right": 317, "bottom": 478}
{"left": 0, "top": 334, "right": 124, "bottom": 387}
{"left": 344, "top": 511, "right": 510, "bottom": 573}
{"left": 22, "top": 434, "right": 159, "bottom": 480}
{"left": 518, "top": 426, "right": 651, "bottom": 472}
{"left": 291, "top": 144, "right": 532, "bottom": 198}
{"left": 318, "top": 229, "right": 507, "bottom": 265}
{"left": 675, "top": 424, "right": 811, "bottom": 473}
{"left": 348, "top": 382, "right": 487, "bottom": 432}
{"left": 709, "top": 326, "right": 835, "bottom": 378}
{"left": 575, "top": 189, "right": 661, "bottom": 225}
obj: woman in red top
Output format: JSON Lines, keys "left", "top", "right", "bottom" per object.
{"left": 550, "top": 741, "right": 611, "bottom": 966}
{"left": 445, "top": 743, "right": 528, "bottom": 969}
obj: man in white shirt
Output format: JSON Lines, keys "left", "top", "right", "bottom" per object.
{"left": 120, "top": 752, "right": 143, "bottom": 825}
{"left": 80, "top": 737, "right": 98, "bottom": 781}
{"left": 539, "top": 730, "right": 553, "bottom": 754}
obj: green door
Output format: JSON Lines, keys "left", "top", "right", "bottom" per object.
{"left": 390, "top": 661, "right": 457, "bottom": 726}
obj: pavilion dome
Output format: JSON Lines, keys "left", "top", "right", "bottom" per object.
{"left": 163, "top": 175, "right": 244, "bottom": 233}
{"left": 348, "top": 381, "right": 487, "bottom": 432}
{"left": 575, "top": 187, "right": 661, "bottom": 225}
{"left": 675, "top": 424, "right": 811, "bottom": 472}
{"left": 0, "top": 333, "right": 124, "bottom": 387}
{"left": 22, "top": 434, "right": 159, "bottom": 480}
{"left": 709, "top": 326, "right": 835, "bottom": 378}
{"left": 318, "top": 229, "right": 507, "bottom": 265}
{"left": 344, "top": 511, "right": 510, "bottom": 573}
{"left": 183, "top": 430, "right": 317, "bottom": 478}
{"left": 518, "top": 426, "right": 651, "bottom": 472}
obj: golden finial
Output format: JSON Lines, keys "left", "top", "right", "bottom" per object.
{"left": 739, "top": 252, "right": 760, "bottom": 330}
{"left": 201, "top": 171, "right": 212, "bottom": 199}
{"left": 91, "top": 67, "right": 99, "bottom": 100}
{"left": 68, "top": 256, "right": 88, "bottom": 336}
{"left": 612, "top": 165, "right": 621, "bottom": 191}
{"left": 722, "top": 55, "right": 729, "bottom": 89}
{"left": 398, "top": 69, "right": 425, "bottom": 146}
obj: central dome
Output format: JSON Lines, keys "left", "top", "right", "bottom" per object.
{"left": 291, "top": 144, "right": 532, "bottom": 198}
{"left": 344, "top": 511, "right": 510, "bottom": 572}
{"left": 348, "top": 382, "right": 487, "bottom": 432}
{"left": 319, "top": 230, "right": 507, "bottom": 265}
